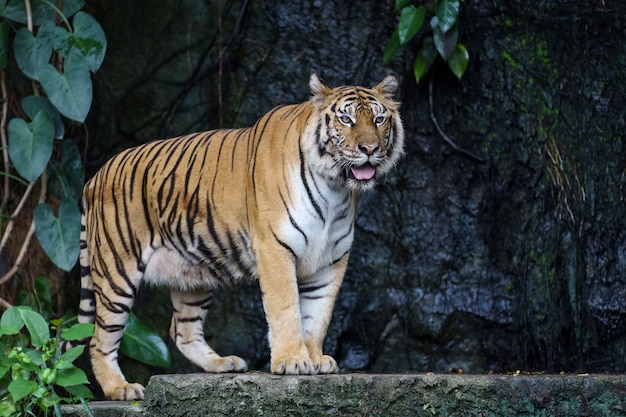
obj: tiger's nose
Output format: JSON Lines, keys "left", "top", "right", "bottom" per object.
{"left": 358, "top": 143, "right": 379, "bottom": 155}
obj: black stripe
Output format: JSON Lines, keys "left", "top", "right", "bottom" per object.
{"left": 298, "top": 282, "right": 329, "bottom": 293}
{"left": 230, "top": 128, "right": 248, "bottom": 171}
{"left": 270, "top": 228, "right": 297, "bottom": 260}
{"left": 184, "top": 296, "right": 213, "bottom": 307}
{"left": 279, "top": 189, "right": 308, "bottom": 245}
{"left": 298, "top": 140, "right": 325, "bottom": 222}
{"left": 177, "top": 316, "right": 203, "bottom": 323}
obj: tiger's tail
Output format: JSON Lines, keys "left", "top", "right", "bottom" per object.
{"left": 61, "top": 212, "right": 95, "bottom": 351}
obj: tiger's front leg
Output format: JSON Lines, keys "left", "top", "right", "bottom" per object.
{"left": 257, "top": 243, "right": 315, "bottom": 374}
{"left": 298, "top": 253, "right": 349, "bottom": 374}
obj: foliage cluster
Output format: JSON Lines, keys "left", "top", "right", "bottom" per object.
{"left": 0, "top": 305, "right": 94, "bottom": 416}
{"left": 384, "top": 0, "right": 468, "bottom": 82}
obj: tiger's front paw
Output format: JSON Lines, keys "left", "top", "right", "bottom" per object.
{"left": 271, "top": 352, "right": 317, "bottom": 375}
{"left": 103, "top": 382, "right": 145, "bottom": 401}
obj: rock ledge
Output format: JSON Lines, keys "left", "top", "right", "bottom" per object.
{"left": 62, "top": 373, "right": 626, "bottom": 416}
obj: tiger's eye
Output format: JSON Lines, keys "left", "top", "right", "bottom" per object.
{"left": 374, "top": 116, "right": 386, "bottom": 125}
{"left": 338, "top": 115, "right": 353, "bottom": 126}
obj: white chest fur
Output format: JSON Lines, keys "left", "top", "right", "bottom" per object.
{"left": 280, "top": 168, "right": 356, "bottom": 280}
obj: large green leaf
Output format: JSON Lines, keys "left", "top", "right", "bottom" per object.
{"left": 448, "top": 43, "right": 469, "bottom": 79}
{"left": 48, "top": 140, "right": 83, "bottom": 201}
{"left": 54, "top": 12, "right": 106, "bottom": 72}
{"left": 22, "top": 95, "right": 64, "bottom": 139}
{"left": 398, "top": 5, "right": 425, "bottom": 45}
{"left": 13, "top": 24, "right": 54, "bottom": 80}
{"left": 39, "top": 52, "right": 92, "bottom": 122}
{"left": 0, "top": 20, "right": 9, "bottom": 67}
{"left": 431, "top": 16, "right": 458, "bottom": 61}
{"left": 435, "top": 0, "right": 460, "bottom": 33}
{"left": 121, "top": 312, "right": 172, "bottom": 368}
{"left": 34, "top": 199, "right": 81, "bottom": 271}
{"left": 7, "top": 111, "right": 54, "bottom": 183}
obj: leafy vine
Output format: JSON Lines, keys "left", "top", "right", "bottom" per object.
{"left": 0, "top": 0, "right": 106, "bottom": 308}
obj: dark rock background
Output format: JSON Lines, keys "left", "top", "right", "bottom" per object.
{"left": 82, "top": 0, "right": 626, "bottom": 383}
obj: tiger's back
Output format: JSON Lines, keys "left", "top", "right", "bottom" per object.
{"left": 79, "top": 73, "right": 404, "bottom": 400}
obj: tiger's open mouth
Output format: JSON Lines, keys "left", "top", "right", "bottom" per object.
{"left": 346, "top": 162, "right": 376, "bottom": 181}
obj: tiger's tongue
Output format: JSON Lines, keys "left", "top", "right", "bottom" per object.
{"left": 350, "top": 165, "right": 376, "bottom": 180}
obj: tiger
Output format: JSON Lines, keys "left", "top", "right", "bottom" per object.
{"left": 73, "top": 72, "right": 404, "bottom": 400}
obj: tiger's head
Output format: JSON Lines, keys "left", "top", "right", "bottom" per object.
{"left": 308, "top": 72, "right": 405, "bottom": 191}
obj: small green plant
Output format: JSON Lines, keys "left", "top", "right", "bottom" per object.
{"left": 384, "top": 0, "right": 468, "bottom": 83}
{"left": 0, "top": 305, "right": 95, "bottom": 417}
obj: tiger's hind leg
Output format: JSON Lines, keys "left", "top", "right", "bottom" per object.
{"left": 170, "top": 289, "right": 248, "bottom": 373}
{"left": 90, "top": 267, "right": 145, "bottom": 400}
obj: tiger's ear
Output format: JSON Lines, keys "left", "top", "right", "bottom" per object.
{"left": 310, "top": 72, "right": 332, "bottom": 104}
{"left": 374, "top": 73, "right": 399, "bottom": 99}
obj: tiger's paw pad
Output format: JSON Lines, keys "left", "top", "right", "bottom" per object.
{"left": 104, "top": 383, "right": 145, "bottom": 401}
{"left": 204, "top": 355, "right": 248, "bottom": 373}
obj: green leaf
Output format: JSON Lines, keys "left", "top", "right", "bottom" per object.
{"left": 413, "top": 37, "right": 437, "bottom": 83}
{"left": 398, "top": 5, "right": 425, "bottom": 45}
{"left": 38, "top": 390, "right": 62, "bottom": 410}
{"left": 22, "top": 96, "right": 65, "bottom": 139}
{"left": 0, "top": 306, "right": 50, "bottom": 347}
{"left": 0, "top": 324, "right": 20, "bottom": 337}
{"left": 0, "top": 20, "right": 9, "bottom": 67}
{"left": 63, "top": 383, "right": 94, "bottom": 400}
{"left": 121, "top": 313, "right": 171, "bottom": 368}
{"left": 1, "top": 306, "right": 28, "bottom": 330}
{"left": 57, "top": 345, "right": 85, "bottom": 368}
{"left": 61, "top": 323, "right": 94, "bottom": 341}
{"left": 7, "top": 111, "right": 55, "bottom": 183}
{"left": 394, "top": 0, "right": 411, "bottom": 11}
{"left": 34, "top": 199, "right": 81, "bottom": 271}
{"left": 383, "top": 28, "right": 403, "bottom": 66}
{"left": 8, "top": 379, "right": 38, "bottom": 402}
{"left": 448, "top": 43, "right": 469, "bottom": 79}
{"left": 431, "top": 16, "right": 458, "bottom": 61}
{"left": 39, "top": 52, "right": 92, "bottom": 122}
{"left": 13, "top": 24, "right": 54, "bottom": 80}
{"left": 436, "top": 0, "right": 460, "bottom": 33}
{"left": 48, "top": 140, "right": 84, "bottom": 201}
{"left": 24, "top": 348, "right": 45, "bottom": 366}
{"left": 54, "top": 12, "right": 107, "bottom": 72}
{"left": 0, "top": 361, "right": 13, "bottom": 379}
{"left": 20, "top": 309, "right": 51, "bottom": 347}
{"left": 55, "top": 367, "right": 89, "bottom": 387}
